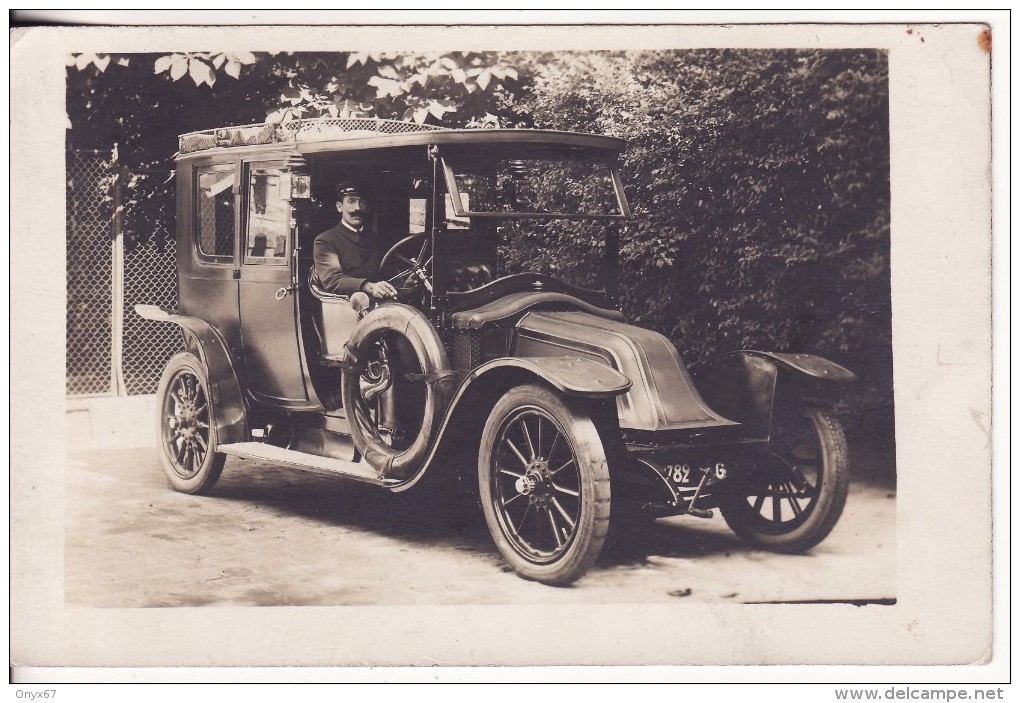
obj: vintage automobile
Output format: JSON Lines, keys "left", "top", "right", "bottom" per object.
{"left": 136, "top": 117, "right": 855, "bottom": 585}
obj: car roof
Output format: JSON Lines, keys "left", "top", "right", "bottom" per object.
{"left": 177, "top": 117, "right": 627, "bottom": 161}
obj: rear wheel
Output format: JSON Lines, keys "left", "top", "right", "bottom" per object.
{"left": 721, "top": 406, "right": 849, "bottom": 553}
{"left": 479, "top": 385, "right": 611, "bottom": 585}
{"left": 155, "top": 353, "right": 225, "bottom": 494}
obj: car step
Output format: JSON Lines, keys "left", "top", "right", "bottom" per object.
{"left": 218, "top": 442, "right": 394, "bottom": 486}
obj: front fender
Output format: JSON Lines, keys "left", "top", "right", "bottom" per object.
{"left": 692, "top": 350, "right": 856, "bottom": 439}
{"left": 388, "top": 356, "right": 629, "bottom": 493}
{"left": 135, "top": 305, "right": 248, "bottom": 444}
{"left": 515, "top": 310, "right": 737, "bottom": 431}
{"left": 736, "top": 351, "right": 858, "bottom": 382}
{"left": 466, "top": 357, "right": 632, "bottom": 399}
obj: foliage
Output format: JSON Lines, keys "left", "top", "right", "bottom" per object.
{"left": 153, "top": 52, "right": 259, "bottom": 86}
{"left": 66, "top": 51, "right": 524, "bottom": 160}
{"left": 265, "top": 52, "right": 521, "bottom": 126}
{"left": 66, "top": 51, "right": 525, "bottom": 247}
{"left": 509, "top": 50, "right": 892, "bottom": 420}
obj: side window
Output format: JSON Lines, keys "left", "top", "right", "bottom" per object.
{"left": 196, "top": 166, "right": 236, "bottom": 261}
{"left": 409, "top": 198, "right": 427, "bottom": 234}
{"left": 245, "top": 166, "right": 290, "bottom": 265}
{"left": 444, "top": 191, "right": 471, "bottom": 230}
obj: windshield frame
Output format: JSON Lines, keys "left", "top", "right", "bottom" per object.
{"left": 438, "top": 149, "right": 633, "bottom": 221}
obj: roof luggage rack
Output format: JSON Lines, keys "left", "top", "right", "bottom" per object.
{"left": 178, "top": 117, "right": 446, "bottom": 154}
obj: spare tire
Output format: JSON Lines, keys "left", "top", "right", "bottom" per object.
{"left": 341, "top": 303, "right": 455, "bottom": 480}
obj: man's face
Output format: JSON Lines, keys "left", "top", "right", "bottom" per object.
{"left": 337, "top": 193, "right": 369, "bottom": 230}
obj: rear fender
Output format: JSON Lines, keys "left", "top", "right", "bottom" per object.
{"left": 692, "top": 351, "right": 856, "bottom": 440}
{"left": 135, "top": 305, "right": 248, "bottom": 444}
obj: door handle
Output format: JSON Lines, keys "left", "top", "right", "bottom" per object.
{"left": 274, "top": 285, "right": 298, "bottom": 300}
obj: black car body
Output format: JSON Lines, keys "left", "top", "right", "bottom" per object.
{"left": 137, "top": 118, "right": 855, "bottom": 584}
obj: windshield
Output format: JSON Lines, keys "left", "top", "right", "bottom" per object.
{"left": 496, "top": 219, "right": 608, "bottom": 291}
{"left": 441, "top": 151, "right": 628, "bottom": 219}
{"left": 435, "top": 149, "right": 629, "bottom": 294}
{"left": 434, "top": 149, "right": 628, "bottom": 293}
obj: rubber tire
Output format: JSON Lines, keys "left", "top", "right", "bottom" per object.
{"left": 478, "top": 384, "right": 611, "bottom": 585}
{"left": 341, "top": 303, "right": 453, "bottom": 479}
{"left": 721, "top": 406, "right": 849, "bottom": 553}
{"left": 155, "top": 352, "right": 226, "bottom": 495}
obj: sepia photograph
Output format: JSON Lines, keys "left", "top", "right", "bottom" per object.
{"left": 10, "top": 14, "right": 1000, "bottom": 683}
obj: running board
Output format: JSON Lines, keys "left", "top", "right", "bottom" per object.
{"left": 218, "top": 442, "right": 395, "bottom": 486}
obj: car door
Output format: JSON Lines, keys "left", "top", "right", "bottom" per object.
{"left": 178, "top": 161, "right": 242, "bottom": 351}
{"left": 238, "top": 162, "right": 310, "bottom": 405}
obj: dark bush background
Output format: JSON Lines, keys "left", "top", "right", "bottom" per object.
{"left": 507, "top": 50, "right": 893, "bottom": 464}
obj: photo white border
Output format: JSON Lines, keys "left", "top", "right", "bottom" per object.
{"left": 8, "top": 11, "right": 1007, "bottom": 683}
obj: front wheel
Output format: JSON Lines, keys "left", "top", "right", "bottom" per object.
{"left": 478, "top": 385, "right": 611, "bottom": 585}
{"left": 721, "top": 406, "right": 849, "bottom": 553}
{"left": 155, "top": 353, "right": 226, "bottom": 494}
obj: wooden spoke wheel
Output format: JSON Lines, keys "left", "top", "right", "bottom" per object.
{"left": 479, "top": 384, "right": 611, "bottom": 585}
{"left": 155, "top": 353, "right": 225, "bottom": 494}
{"left": 721, "top": 406, "right": 849, "bottom": 553}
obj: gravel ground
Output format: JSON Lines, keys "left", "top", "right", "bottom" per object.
{"left": 64, "top": 441, "right": 896, "bottom": 607}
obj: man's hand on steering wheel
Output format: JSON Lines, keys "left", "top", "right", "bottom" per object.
{"left": 362, "top": 280, "right": 399, "bottom": 300}
{"left": 378, "top": 234, "right": 433, "bottom": 302}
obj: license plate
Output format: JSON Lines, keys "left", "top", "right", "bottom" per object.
{"left": 664, "top": 462, "right": 728, "bottom": 486}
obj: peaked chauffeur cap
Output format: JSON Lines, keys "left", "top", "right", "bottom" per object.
{"left": 334, "top": 180, "right": 365, "bottom": 199}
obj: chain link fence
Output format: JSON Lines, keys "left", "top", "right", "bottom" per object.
{"left": 122, "top": 185, "right": 182, "bottom": 395}
{"left": 67, "top": 149, "right": 116, "bottom": 396}
{"left": 66, "top": 149, "right": 182, "bottom": 397}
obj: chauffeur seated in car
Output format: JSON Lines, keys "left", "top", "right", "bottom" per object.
{"left": 312, "top": 180, "right": 399, "bottom": 301}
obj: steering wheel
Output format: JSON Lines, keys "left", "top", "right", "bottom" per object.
{"left": 379, "top": 234, "right": 433, "bottom": 301}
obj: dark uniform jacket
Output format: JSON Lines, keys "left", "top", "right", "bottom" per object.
{"left": 312, "top": 221, "right": 383, "bottom": 296}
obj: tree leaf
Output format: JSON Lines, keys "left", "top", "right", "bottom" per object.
{"left": 211, "top": 53, "right": 226, "bottom": 69}
{"left": 230, "top": 51, "right": 257, "bottom": 65}
{"left": 427, "top": 99, "right": 455, "bottom": 120}
{"left": 189, "top": 58, "right": 214, "bottom": 87}
{"left": 377, "top": 64, "right": 400, "bottom": 80}
{"left": 476, "top": 69, "right": 491, "bottom": 91}
{"left": 169, "top": 57, "right": 188, "bottom": 81}
{"left": 224, "top": 60, "right": 241, "bottom": 79}
{"left": 367, "top": 75, "right": 403, "bottom": 99}
{"left": 93, "top": 54, "right": 110, "bottom": 72}
{"left": 153, "top": 55, "right": 173, "bottom": 74}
